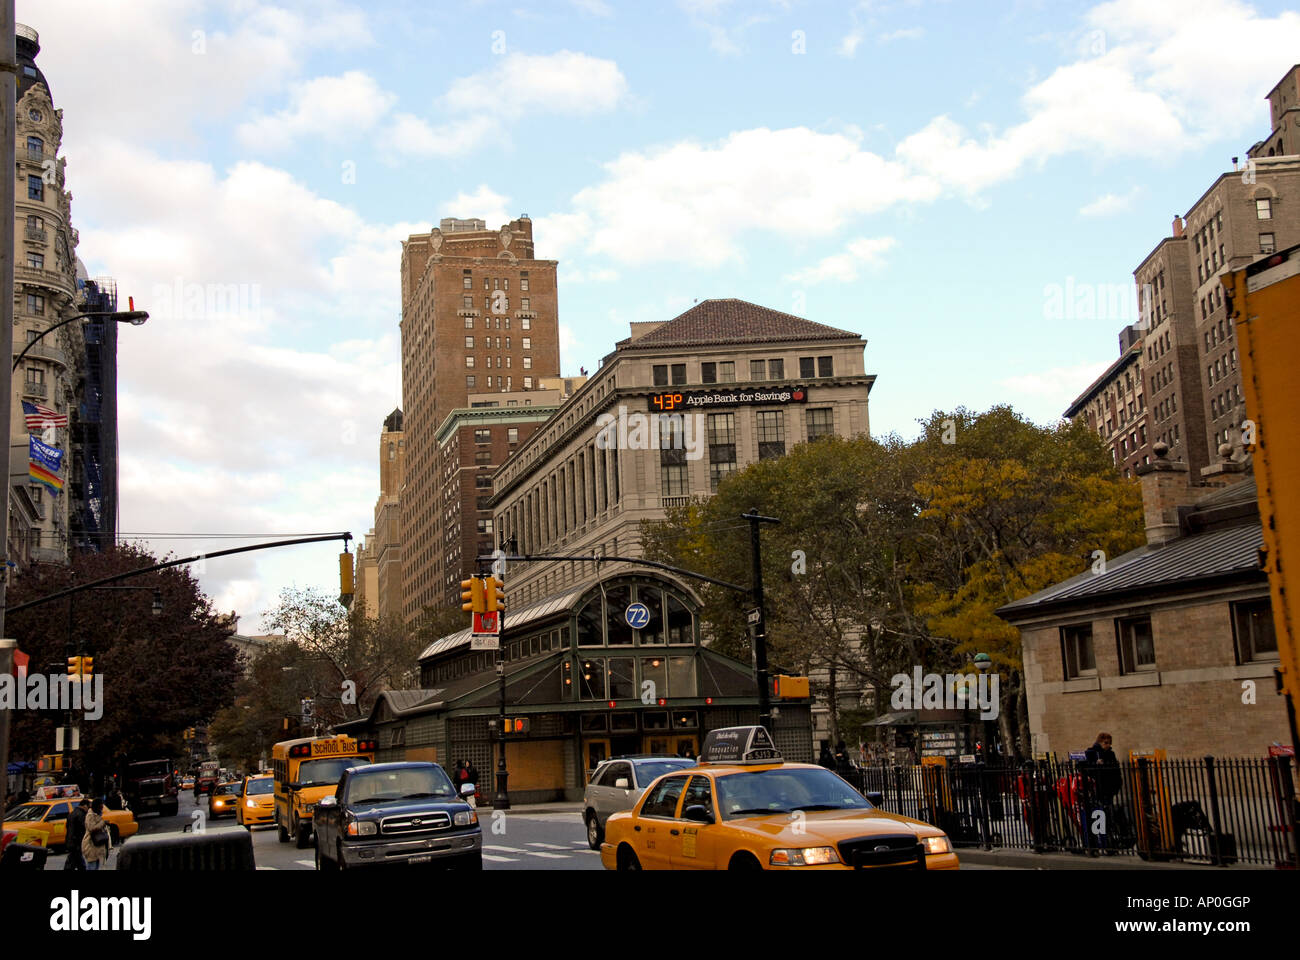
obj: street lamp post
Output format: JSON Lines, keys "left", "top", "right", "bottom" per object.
{"left": 973, "top": 653, "right": 1001, "bottom": 850}
{"left": 11, "top": 308, "right": 149, "bottom": 372}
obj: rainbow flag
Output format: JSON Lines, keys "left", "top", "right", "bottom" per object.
{"left": 29, "top": 461, "right": 63, "bottom": 495}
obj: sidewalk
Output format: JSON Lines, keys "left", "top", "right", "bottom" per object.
{"left": 955, "top": 846, "right": 1276, "bottom": 870}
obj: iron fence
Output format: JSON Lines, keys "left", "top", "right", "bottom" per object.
{"left": 841, "top": 754, "right": 1298, "bottom": 867}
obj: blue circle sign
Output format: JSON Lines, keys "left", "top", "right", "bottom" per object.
{"left": 625, "top": 603, "right": 650, "bottom": 629}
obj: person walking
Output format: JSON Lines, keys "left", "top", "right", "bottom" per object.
{"left": 1083, "top": 732, "right": 1122, "bottom": 854}
{"left": 82, "top": 798, "right": 112, "bottom": 871}
{"left": 63, "top": 798, "right": 90, "bottom": 870}
{"left": 818, "top": 743, "right": 835, "bottom": 769}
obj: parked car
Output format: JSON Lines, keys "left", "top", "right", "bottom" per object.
{"left": 313, "top": 762, "right": 481, "bottom": 870}
{"left": 583, "top": 756, "right": 696, "bottom": 849}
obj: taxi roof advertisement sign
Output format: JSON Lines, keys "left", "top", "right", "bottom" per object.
{"left": 700, "top": 725, "right": 782, "bottom": 764}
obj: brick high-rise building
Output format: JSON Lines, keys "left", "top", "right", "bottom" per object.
{"left": 374, "top": 408, "right": 405, "bottom": 621}
{"left": 399, "top": 217, "right": 562, "bottom": 624}
{"left": 1066, "top": 66, "right": 1300, "bottom": 478}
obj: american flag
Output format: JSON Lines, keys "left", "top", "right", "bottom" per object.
{"left": 22, "top": 400, "right": 68, "bottom": 429}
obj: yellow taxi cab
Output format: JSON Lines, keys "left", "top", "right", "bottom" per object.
{"left": 600, "top": 726, "right": 959, "bottom": 871}
{"left": 2, "top": 786, "right": 139, "bottom": 851}
{"left": 237, "top": 774, "right": 275, "bottom": 829}
{"left": 207, "top": 780, "right": 243, "bottom": 820}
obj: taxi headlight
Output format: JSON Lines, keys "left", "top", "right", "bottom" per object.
{"left": 922, "top": 835, "right": 951, "bottom": 855}
{"left": 454, "top": 810, "right": 477, "bottom": 826}
{"left": 345, "top": 820, "right": 378, "bottom": 837}
{"left": 769, "top": 846, "right": 841, "bottom": 866}
{"left": 245, "top": 799, "right": 257, "bottom": 809}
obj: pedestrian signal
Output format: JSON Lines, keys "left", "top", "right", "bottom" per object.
{"left": 772, "top": 675, "right": 810, "bottom": 699}
{"left": 503, "top": 717, "right": 530, "bottom": 734}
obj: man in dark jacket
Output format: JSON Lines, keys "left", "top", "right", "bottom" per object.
{"left": 1083, "top": 732, "right": 1121, "bottom": 853}
{"left": 63, "top": 798, "right": 90, "bottom": 870}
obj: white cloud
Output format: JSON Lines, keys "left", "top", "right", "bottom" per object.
{"left": 879, "top": 27, "right": 923, "bottom": 43}
{"left": 1079, "top": 187, "right": 1140, "bottom": 217}
{"left": 570, "top": 0, "right": 613, "bottom": 14}
{"left": 441, "top": 51, "right": 628, "bottom": 118}
{"left": 385, "top": 113, "right": 497, "bottom": 159}
{"left": 785, "top": 236, "right": 897, "bottom": 284}
{"left": 236, "top": 71, "right": 396, "bottom": 151}
{"left": 561, "top": 127, "right": 938, "bottom": 267}
{"left": 838, "top": 31, "right": 865, "bottom": 56}
{"left": 440, "top": 186, "right": 513, "bottom": 231}
{"left": 999, "top": 362, "right": 1113, "bottom": 409}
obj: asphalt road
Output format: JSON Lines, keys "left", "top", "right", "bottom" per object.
{"left": 39, "top": 792, "right": 1014, "bottom": 870}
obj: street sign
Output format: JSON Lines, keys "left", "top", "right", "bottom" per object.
{"left": 747, "top": 608, "right": 761, "bottom": 625}
{"left": 474, "top": 610, "right": 501, "bottom": 634}
{"left": 624, "top": 603, "right": 649, "bottom": 628}
{"left": 958, "top": 754, "right": 976, "bottom": 764}
{"left": 470, "top": 636, "right": 500, "bottom": 651}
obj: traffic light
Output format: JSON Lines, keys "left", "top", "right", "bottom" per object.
{"left": 461, "top": 576, "right": 486, "bottom": 613}
{"left": 503, "top": 717, "right": 530, "bottom": 734}
{"left": 67, "top": 656, "right": 81, "bottom": 676}
{"left": 485, "top": 576, "right": 505, "bottom": 613}
{"left": 340, "top": 551, "right": 354, "bottom": 598}
{"left": 772, "top": 675, "right": 810, "bottom": 699}
{"left": 81, "top": 657, "right": 93, "bottom": 678}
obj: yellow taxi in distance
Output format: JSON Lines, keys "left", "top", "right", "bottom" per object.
{"left": 237, "top": 774, "right": 275, "bottom": 829}
{"left": 2, "top": 787, "right": 139, "bottom": 851}
{"left": 208, "top": 780, "right": 243, "bottom": 820}
{"left": 600, "top": 726, "right": 959, "bottom": 871}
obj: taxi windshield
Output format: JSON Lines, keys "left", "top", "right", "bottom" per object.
{"left": 298, "top": 758, "right": 370, "bottom": 787}
{"left": 245, "top": 779, "right": 274, "bottom": 795}
{"left": 715, "top": 767, "right": 872, "bottom": 820}
{"left": 4, "top": 804, "right": 48, "bottom": 822}
{"left": 214, "top": 783, "right": 242, "bottom": 796}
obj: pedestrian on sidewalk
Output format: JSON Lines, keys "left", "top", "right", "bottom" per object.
{"left": 819, "top": 743, "right": 835, "bottom": 769}
{"left": 1083, "top": 732, "right": 1122, "bottom": 855}
{"left": 82, "top": 798, "right": 112, "bottom": 871}
{"left": 63, "top": 798, "right": 90, "bottom": 871}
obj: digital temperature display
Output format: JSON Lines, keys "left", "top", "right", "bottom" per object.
{"left": 651, "top": 393, "right": 685, "bottom": 410}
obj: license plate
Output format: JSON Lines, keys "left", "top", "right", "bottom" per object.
{"left": 410, "top": 855, "right": 432, "bottom": 864}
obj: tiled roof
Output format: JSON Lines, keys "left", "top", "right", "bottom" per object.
{"left": 997, "top": 521, "right": 1264, "bottom": 619}
{"left": 617, "top": 299, "right": 861, "bottom": 351}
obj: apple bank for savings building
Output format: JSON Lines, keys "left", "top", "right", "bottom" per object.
{"left": 340, "top": 300, "right": 877, "bottom": 802}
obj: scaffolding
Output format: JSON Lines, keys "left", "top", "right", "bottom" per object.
{"left": 69, "top": 276, "right": 119, "bottom": 553}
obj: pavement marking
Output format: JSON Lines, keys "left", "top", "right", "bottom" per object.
{"left": 485, "top": 845, "right": 527, "bottom": 853}
{"left": 523, "top": 850, "right": 570, "bottom": 859}
{"left": 261, "top": 866, "right": 279, "bottom": 871}
{"left": 295, "top": 859, "right": 314, "bottom": 867}
{"left": 526, "top": 842, "right": 572, "bottom": 850}
{"left": 483, "top": 854, "right": 519, "bottom": 863}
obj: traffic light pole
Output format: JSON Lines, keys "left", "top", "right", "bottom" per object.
{"left": 743, "top": 509, "right": 780, "bottom": 733}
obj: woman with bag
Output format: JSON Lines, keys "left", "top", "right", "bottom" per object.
{"left": 82, "top": 798, "right": 112, "bottom": 870}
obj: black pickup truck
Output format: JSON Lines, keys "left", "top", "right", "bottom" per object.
{"left": 313, "top": 762, "right": 482, "bottom": 870}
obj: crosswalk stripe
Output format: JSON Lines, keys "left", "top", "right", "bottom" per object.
{"left": 261, "top": 866, "right": 279, "bottom": 870}
{"left": 523, "top": 851, "right": 570, "bottom": 859}
{"left": 295, "top": 859, "right": 314, "bottom": 867}
{"left": 485, "top": 845, "right": 526, "bottom": 853}
{"left": 483, "top": 854, "right": 519, "bottom": 862}
{"left": 526, "top": 842, "right": 571, "bottom": 850}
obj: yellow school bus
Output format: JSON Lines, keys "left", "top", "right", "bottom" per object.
{"left": 271, "top": 734, "right": 377, "bottom": 848}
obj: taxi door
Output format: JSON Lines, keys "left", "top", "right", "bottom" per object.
{"left": 44, "top": 802, "right": 71, "bottom": 847}
{"left": 633, "top": 773, "right": 690, "bottom": 869}
{"left": 668, "top": 775, "right": 719, "bottom": 870}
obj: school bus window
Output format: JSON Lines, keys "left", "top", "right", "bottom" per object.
{"left": 297, "top": 757, "right": 370, "bottom": 787}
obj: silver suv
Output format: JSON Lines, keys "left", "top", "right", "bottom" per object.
{"left": 583, "top": 756, "right": 696, "bottom": 849}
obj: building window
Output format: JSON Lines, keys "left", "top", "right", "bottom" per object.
{"left": 756, "top": 410, "right": 785, "bottom": 459}
{"left": 27, "top": 175, "right": 43, "bottom": 201}
{"left": 464, "top": 336, "right": 474, "bottom": 348}
{"left": 507, "top": 428, "right": 519, "bottom": 444}
{"left": 1117, "top": 616, "right": 1156, "bottom": 673}
{"left": 799, "top": 357, "right": 815, "bottom": 379}
{"left": 522, "top": 338, "right": 531, "bottom": 350}
{"left": 523, "top": 377, "right": 533, "bottom": 389}
{"left": 521, "top": 278, "right": 529, "bottom": 291}
{"left": 465, "top": 316, "right": 474, "bottom": 329}
{"left": 768, "top": 358, "right": 784, "bottom": 380}
{"left": 474, "top": 450, "right": 491, "bottom": 464}
{"left": 523, "top": 357, "right": 532, "bottom": 369}
{"left": 1233, "top": 600, "right": 1278, "bottom": 663}
{"left": 465, "top": 356, "right": 475, "bottom": 367}
{"left": 1061, "top": 624, "right": 1096, "bottom": 678}
{"left": 806, "top": 408, "right": 833, "bottom": 441}
{"left": 707, "top": 413, "right": 736, "bottom": 491}
{"left": 1260, "top": 233, "right": 1276, "bottom": 254}
{"left": 817, "top": 356, "right": 834, "bottom": 378}
{"left": 466, "top": 375, "right": 476, "bottom": 388}
{"left": 463, "top": 275, "right": 472, "bottom": 289}
{"left": 26, "top": 367, "right": 44, "bottom": 386}
{"left": 521, "top": 298, "right": 530, "bottom": 310}
{"left": 660, "top": 463, "right": 688, "bottom": 495}
{"left": 1256, "top": 198, "right": 1272, "bottom": 220}
{"left": 671, "top": 363, "right": 686, "bottom": 385}
{"left": 750, "top": 359, "right": 766, "bottom": 380}
{"left": 653, "top": 365, "right": 668, "bottom": 386}
{"left": 26, "top": 215, "right": 42, "bottom": 232}
{"left": 477, "top": 519, "right": 494, "bottom": 535}
{"left": 717, "top": 361, "right": 735, "bottom": 383}
{"left": 701, "top": 362, "right": 716, "bottom": 384}
{"left": 26, "top": 253, "right": 43, "bottom": 270}
{"left": 474, "top": 429, "right": 491, "bottom": 444}
{"left": 463, "top": 296, "right": 473, "bottom": 309}
{"left": 522, "top": 318, "right": 530, "bottom": 330}
{"left": 26, "top": 294, "right": 44, "bottom": 315}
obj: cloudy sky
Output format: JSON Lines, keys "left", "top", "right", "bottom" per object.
{"left": 21, "top": 0, "right": 1300, "bottom": 630}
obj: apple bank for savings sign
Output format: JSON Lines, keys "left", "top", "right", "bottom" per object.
{"left": 649, "top": 386, "right": 808, "bottom": 411}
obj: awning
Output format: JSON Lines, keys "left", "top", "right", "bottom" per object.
{"left": 865, "top": 711, "right": 917, "bottom": 726}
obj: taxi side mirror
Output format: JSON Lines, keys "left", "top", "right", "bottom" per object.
{"left": 683, "top": 804, "right": 714, "bottom": 824}
{"left": 288, "top": 782, "right": 302, "bottom": 792}
{"left": 614, "top": 778, "right": 630, "bottom": 790}
{"left": 865, "top": 791, "right": 884, "bottom": 807}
